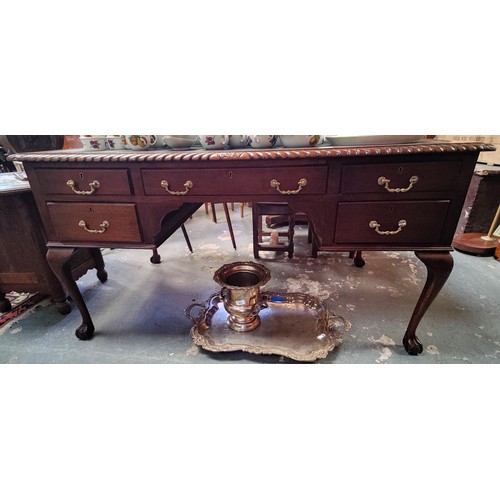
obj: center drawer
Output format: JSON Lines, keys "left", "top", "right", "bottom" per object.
{"left": 141, "top": 166, "right": 328, "bottom": 196}
{"left": 46, "top": 202, "right": 142, "bottom": 243}
{"left": 335, "top": 201, "right": 451, "bottom": 244}
{"left": 35, "top": 168, "right": 132, "bottom": 196}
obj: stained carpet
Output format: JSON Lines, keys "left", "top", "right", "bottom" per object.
{"left": 0, "top": 292, "right": 47, "bottom": 331}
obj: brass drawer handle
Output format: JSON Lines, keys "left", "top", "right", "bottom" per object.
{"left": 378, "top": 175, "right": 418, "bottom": 193}
{"left": 79, "top": 220, "right": 110, "bottom": 234}
{"left": 369, "top": 219, "right": 407, "bottom": 235}
{"left": 270, "top": 178, "right": 307, "bottom": 195}
{"left": 67, "top": 179, "right": 100, "bottom": 195}
{"left": 160, "top": 179, "right": 193, "bottom": 195}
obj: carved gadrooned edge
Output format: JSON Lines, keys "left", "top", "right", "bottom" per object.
{"left": 7, "top": 143, "right": 496, "bottom": 163}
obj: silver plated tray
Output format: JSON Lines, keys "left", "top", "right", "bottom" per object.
{"left": 185, "top": 291, "right": 350, "bottom": 362}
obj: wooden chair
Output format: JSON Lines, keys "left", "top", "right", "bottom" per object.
{"left": 252, "top": 203, "right": 296, "bottom": 259}
{"left": 252, "top": 202, "right": 365, "bottom": 266}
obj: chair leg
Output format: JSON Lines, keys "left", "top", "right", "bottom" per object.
{"left": 287, "top": 215, "right": 295, "bottom": 259}
{"left": 181, "top": 223, "right": 193, "bottom": 253}
{"left": 211, "top": 203, "right": 218, "bottom": 223}
{"left": 258, "top": 214, "right": 264, "bottom": 242}
{"left": 151, "top": 223, "right": 193, "bottom": 264}
{"left": 223, "top": 202, "right": 237, "bottom": 250}
{"left": 311, "top": 236, "right": 318, "bottom": 258}
{"left": 252, "top": 204, "right": 260, "bottom": 259}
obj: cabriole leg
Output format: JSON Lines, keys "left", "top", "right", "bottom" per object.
{"left": 47, "top": 248, "right": 95, "bottom": 340}
{"left": 403, "top": 251, "right": 454, "bottom": 355}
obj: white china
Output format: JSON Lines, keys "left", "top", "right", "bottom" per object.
{"left": 79, "top": 135, "right": 107, "bottom": 151}
{"left": 279, "top": 135, "right": 323, "bottom": 148}
{"left": 198, "top": 135, "right": 229, "bottom": 149}
{"left": 228, "top": 135, "right": 249, "bottom": 148}
{"left": 105, "top": 135, "right": 126, "bottom": 150}
{"left": 151, "top": 135, "right": 167, "bottom": 148}
{"left": 120, "top": 135, "right": 157, "bottom": 150}
{"left": 163, "top": 135, "right": 198, "bottom": 150}
{"left": 248, "top": 135, "right": 278, "bottom": 149}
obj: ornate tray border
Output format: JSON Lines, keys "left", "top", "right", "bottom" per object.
{"left": 186, "top": 291, "right": 350, "bottom": 362}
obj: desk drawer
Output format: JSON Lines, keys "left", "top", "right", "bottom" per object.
{"left": 36, "top": 168, "right": 132, "bottom": 196}
{"left": 335, "top": 201, "right": 450, "bottom": 244}
{"left": 46, "top": 202, "right": 141, "bottom": 243}
{"left": 340, "top": 162, "right": 461, "bottom": 194}
{"left": 141, "top": 166, "right": 327, "bottom": 196}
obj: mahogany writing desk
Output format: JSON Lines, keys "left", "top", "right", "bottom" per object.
{"left": 10, "top": 141, "right": 495, "bottom": 355}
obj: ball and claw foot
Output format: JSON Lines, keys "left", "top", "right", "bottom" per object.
{"left": 403, "top": 335, "right": 423, "bottom": 355}
{"left": 54, "top": 299, "right": 72, "bottom": 315}
{"left": 97, "top": 269, "right": 108, "bottom": 283}
{"left": 75, "top": 322, "right": 95, "bottom": 340}
{"left": 354, "top": 255, "right": 365, "bottom": 268}
{"left": 150, "top": 253, "right": 161, "bottom": 264}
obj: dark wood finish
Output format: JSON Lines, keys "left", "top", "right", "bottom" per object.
{"left": 36, "top": 168, "right": 132, "bottom": 196}
{"left": 46, "top": 202, "right": 142, "bottom": 243}
{"left": 452, "top": 233, "right": 499, "bottom": 256}
{"left": 46, "top": 248, "right": 97, "bottom": 339}
{"left": 10, "top": 142, "right": 494, "bottom": 354}
{"left": 340, "top": 160, "right": 461, "bottom": 194}
{"left": 0, "top": 189, "right": 105, "bottom": 313}
{"left": 222, "top": 202, "right": 237, "bottom": 250}
{"left": 335, "top": 201, "right": 450, "bottom": 244}
{"left": 403, "top": 251, "right": 454, "bottom": 355}
{"left": 141, "top": 166, "right": 328, "bottom": 196}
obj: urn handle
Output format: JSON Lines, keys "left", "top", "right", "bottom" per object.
{"left": 184, "top": 293, "right": 221, "bottom": 327}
